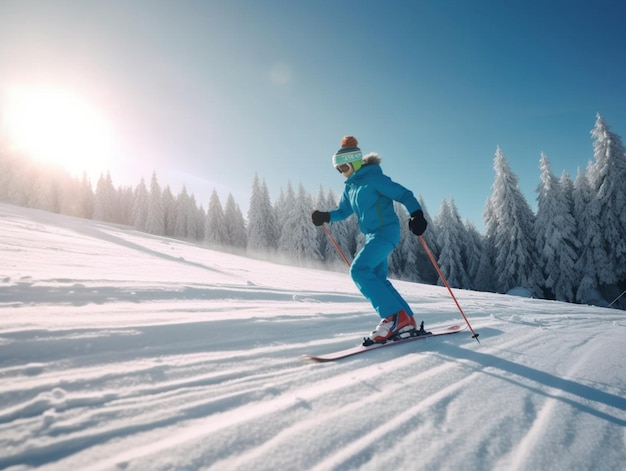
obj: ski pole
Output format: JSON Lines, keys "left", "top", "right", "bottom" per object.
{"left": 418, "top": 235, "right": 480, "bottom": 343}
{"left": 608, "top": 288, "right": 626, "bottom": 308}
{"left": 322, "top": 223, "right": 351, "bottom": 267}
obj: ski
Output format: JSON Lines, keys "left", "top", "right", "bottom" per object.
{"left": 304, "top": 324, "right": 467, "bottom": 362}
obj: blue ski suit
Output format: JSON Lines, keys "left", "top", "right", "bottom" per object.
{"left": 329, "top": 159, "right": 422, "bottom": 318}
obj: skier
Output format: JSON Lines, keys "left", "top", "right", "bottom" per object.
{"left": 312, "top": 136, "right": 428, "bottom": 343}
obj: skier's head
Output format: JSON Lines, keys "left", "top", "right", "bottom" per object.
{"left": 332, "top": 135, "right": 362, "bottom": 177}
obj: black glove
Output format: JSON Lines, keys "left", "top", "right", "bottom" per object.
{"left": 408, "top": 210, "right": 427, "bottom": 236}
{"left": 312, "top": 210, "right": 330, "bottom": 226}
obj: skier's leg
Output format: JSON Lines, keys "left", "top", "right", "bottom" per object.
{"left": 369, "top": 255, "right": 415, "bottom": 317}
{"left": 385, "top": 279, "right": 415, "bottom": 317}
{"left": 350, "top": 235, "right": 407, "bottom": 317}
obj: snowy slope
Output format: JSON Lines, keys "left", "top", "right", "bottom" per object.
{"left": 0, "top": 203, "right": 624, "bottom": 471}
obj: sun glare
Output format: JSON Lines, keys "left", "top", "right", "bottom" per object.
{"left": 2, "top": 86, "right": 117, "bottom": 179}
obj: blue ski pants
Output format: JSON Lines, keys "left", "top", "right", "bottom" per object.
{"left": 350, "top": 232, "right": 414, "bottom": 319}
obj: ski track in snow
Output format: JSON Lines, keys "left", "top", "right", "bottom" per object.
{"left": 1, "top": 203, "right": 625, "bottom": 471}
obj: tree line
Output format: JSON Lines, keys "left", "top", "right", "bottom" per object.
{"left": 0, "top": 114, "right": 624, "bottom": 310}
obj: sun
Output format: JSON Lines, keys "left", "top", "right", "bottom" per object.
{"left": 1, "top": 85, "right": 116, "bottom": 179}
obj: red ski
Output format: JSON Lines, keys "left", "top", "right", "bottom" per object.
{"left": 304, "top": 324, "right": 467, "bottom": 362}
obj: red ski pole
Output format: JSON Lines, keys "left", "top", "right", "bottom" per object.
{"left": 419, "top": 235, "right": 480, "bottom": 343}
{"left": 322, "top": 224, "right": 351, "bottom": 268}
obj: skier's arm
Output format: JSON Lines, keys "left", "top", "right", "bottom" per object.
{"left": 329, "top": 190, "right": 353, "bottom": 222}
{"left": 376, "top": 174, "right": 421, "bottom": 215}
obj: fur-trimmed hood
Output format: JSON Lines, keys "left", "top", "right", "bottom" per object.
{"left": 362, "top": 152, "right": 381, "bottom": 166}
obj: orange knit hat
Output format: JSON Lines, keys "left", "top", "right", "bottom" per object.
{"left": 332, "top": 136, "right": 363, "bottom": 168}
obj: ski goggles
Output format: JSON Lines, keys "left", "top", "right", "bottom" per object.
{"left": 335, "top": 163, "right": 351, "bottom": 173}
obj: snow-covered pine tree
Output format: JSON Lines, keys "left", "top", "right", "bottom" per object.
{"left": 93, "top": 172, "right": 117, "bottom": 223}
{"left": 335, "top": 201, "right": 360, "bottom": 261}
{"left": 464, "top": 220, "right": 494, "bottom": 292}
{"left": 434, "top": 198, "right": 471, "bottom": 289}
{"left": 55, "top": 172, "right": 77, "bottom": 216}
{"left": 205, "top": 190, "right": 228, "bottom": 246}
{"left": 56, "top": 173, "right": 82, "bottom": 217}
{"left": 116, "top": 185, "right": 133, "bottom": 226}
{"left": 275, "top": 181, "right": 296, "bottom": 249}
{"left": 145, "top": 172, "right": 165, "bottom": 236}
{"left": 247, "top": 174, "right": 278, "bottom": 254}
{"left": 313, "top": 186, "right": 332, "bottom": 264}
{"left": 558, "top": 170, "right": 584, "bottom": 301}
{"left": 173, "top": 186, "right": 192, "bottom": 239}
{"left": 397, "top": 205, "right": 422, "bottom": 282}
{"left": 224, "top": 193, "right": 247, "bottom": 250}
{"left": 189, "top": 196, "right": 205, "bottom": 241}
{"left": 587, "top": 114, "right": 626, "bottom": 287}
{"left": 161, "top": 186, "right": 176, "bottom": 237}
{"left": 484, "top": 147, "right": 542, "bottom": 296}
{"left": 30, "top": 166, "right": 63, "bottom": 213}
{"left": 573, "top": 169, "right": 603, "bottom": 304}
{"left": 1, "top": 153, "right": 34, "bottom": 207}
{"left": 0, "top": 147, "right": 12, "bottom": 203}
{"left": 535, "top": 154, "right": 581, "bottom": 301}
{"left": 78, "top": 172, "right": 95, "bottom": 219}
{"left": 132, "top": 179, "right": 149, "bottom": 232}
{"left": 412, "top": 196, "right": 439, "bottom": 285}
{"left": 277, "top": 183, "right": 321, "bottom": 264}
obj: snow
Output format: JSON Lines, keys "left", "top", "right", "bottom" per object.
{"left": 1, "top": 202, "right": 625, "bottom": 471}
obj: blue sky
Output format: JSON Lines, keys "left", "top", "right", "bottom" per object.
{"left": 1, "top": 0, "right": 625, "bottom": 232}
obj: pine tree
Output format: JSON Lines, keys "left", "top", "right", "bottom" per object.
{"left": 93, "top": 172, "right": 117, "bottom": 223}
{"left": 0, "top": 148, "right": 12, "bottom": 203}
{"left": 189, "top": 196, "right": 204, "bottom": 241}
{"left": 205, "top": 190, "right": 228, "bottom": 246}
{"left": 161, "top": 186, "right": 176, "bottom": 237}
{"left": 132, "top": 179, "right": 149, "bottom": 232}
{"left": 397, "top": 204, "right": 422, "bottom": 282}
{"left": 278, "top": 183, "right": 321, "bottom": 264}
{"left": 587, "top": 114, "right": 626, "bottom": 285}
{"left": 145, "top": 172, "right": 165, "bottom": 235}
{"left": 434, "top": 199, "right": 471, "bottom": 289}
{"left": 78, "top": 172, "right": 95, "bottom": 219}
{"left": 57, "top": 173, "right": 82, "bottom": 217}
{"left": 247, "top": 174, "right": 279, "bottom": 254}
{"left": 535, "top": 154, "right": 581, "bottom": 301}
{"left": 573, "top": 169, "right": 602, "bottom": 304}
{"left": 0, "top": 151, "right": 35, "bottom": 207}
{"left": 484, "top": 147, "right": 541, "bottom": 295}
{"left": 316, "top": 187, "right": 352, "bottom": 268}
{"left": 313, "top": 186, "right": 331, "bottom": 262}
{"left": 115, "top": 185, "right": 134, "bottom": 226}
{"left": 557, "top": 170, "right": 583, "bottom": 301}
{"left": 275, "top": 181, "right": 296, "bottom": 249}
{"left": 29, "top": 167, "right": 60, "bottom": 213}
{"left": 224, "top": 193, "right": 247, "bottom": 250}
{"left": 174, "top": 187, "right": 193, "bottom": 239}
{"left": 413, "top": 197, "right": 439, "bottom": 284}
{"left": 330, "top": 191, "right": 360, "bottom": 261}
{"left": 465, "top": 220, "right": 494, "bottom": 292}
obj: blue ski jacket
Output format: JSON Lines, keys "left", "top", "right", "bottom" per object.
{"left": 329, "top": 155, "right": 421, "bottom": 246}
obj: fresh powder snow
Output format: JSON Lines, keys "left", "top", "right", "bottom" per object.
{"left": 0, "top": 203, "right": 624, "bottom": 470}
